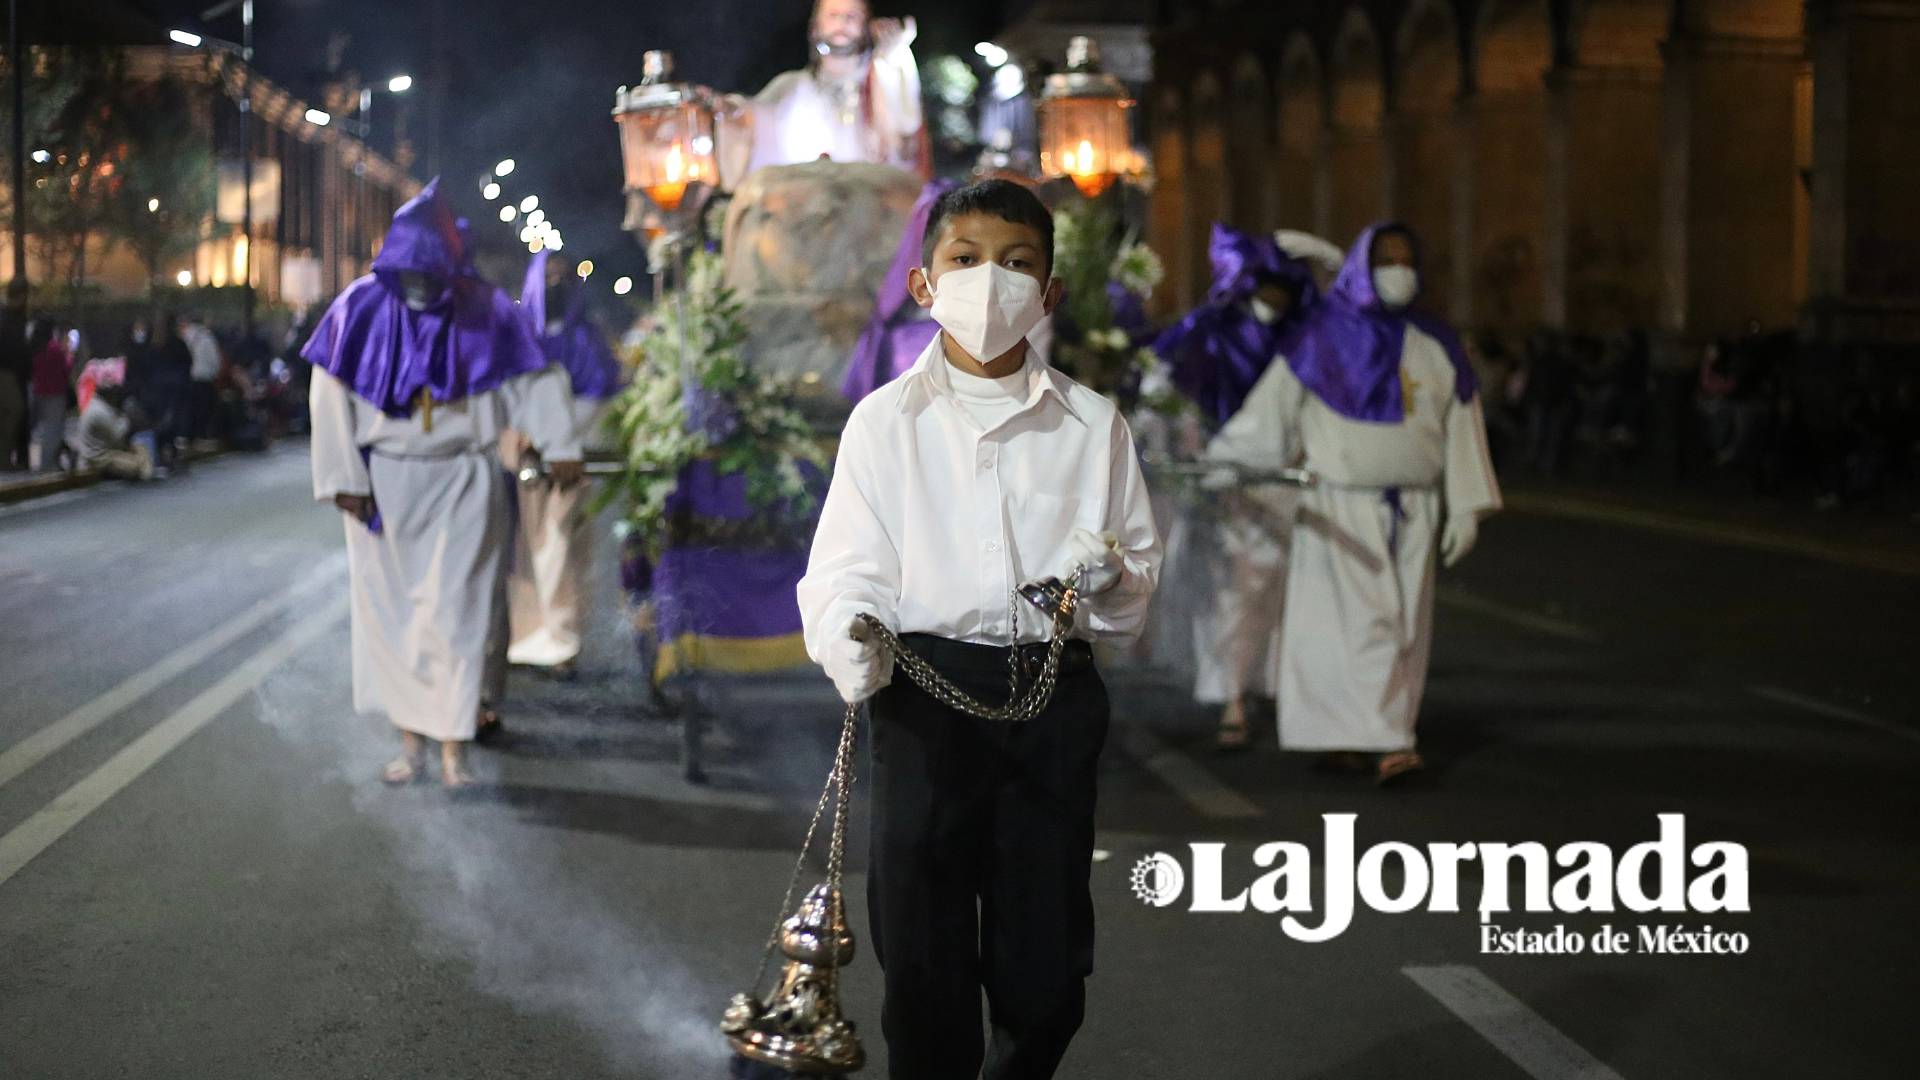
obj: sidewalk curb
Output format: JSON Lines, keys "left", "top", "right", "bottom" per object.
{"left": 0, "top": 447, "right": 234, "bottom": 507}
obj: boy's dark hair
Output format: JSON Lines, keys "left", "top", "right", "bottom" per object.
{"left": 921, "top": 179, "right": 1054, "bottom": 274}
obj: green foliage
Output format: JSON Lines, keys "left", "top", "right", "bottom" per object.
{"left": 599, "top": 249, "right": 828, "bottom": 557}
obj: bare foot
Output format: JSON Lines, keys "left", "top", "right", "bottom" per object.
{"left": 1214, "top": 697, "right": 1251, "bottom": 751}
{"left": 440, "top": 741, "right": 478, "bottom": 789}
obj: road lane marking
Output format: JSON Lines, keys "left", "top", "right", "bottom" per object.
{"left": 1435, "top": 585, "right": 1600, "bottom": 643}
{"left": 0, "top": 599, "right": 346, "bottom": 888}
{"left": 0, "top": 566, "right": 342, "bottom": 791}
{"left": 1748, "top": 685, "right": 1920, "bottom": 747}
{"left": 1404, "top": 964, "right": 1626, "bottom": 1080}
{"left": 1503, "top": 490, "right": 1920, "bottom": 579}
{"left": 1114, "top": 726, "right": 1261, "bottom": 819}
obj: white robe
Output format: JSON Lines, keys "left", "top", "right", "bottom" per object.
{"left": 504, "top": 395, "right": 610, "bottom": 668}
{"left": 1208, "top": 325, "right": 1500, "bottom": 751}
{"left": 309, "top": 365, "right": 582, "bottom": 742}
{"left": 738, "top": 48, "right": 922, "bottom": 179}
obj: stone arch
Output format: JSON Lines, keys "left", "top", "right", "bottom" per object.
{"left": 1187, "top": 72, "right": 1230, "bottom": 309}
{"left": 1274, "top": 33, "right": 1325, "bottom": 233}
{"left": 1148, "top": 84, "right": 1190, "bottom": 318}
{"left": 1328, "top": 7, "right": 1387, "bottom": 247}
{"left": 1226, "top": 54, "right": 1273, "bottom": 232}
{"left": 1395, "top": 0, "right": 1465, "bottom": 317}
{"left": 1469, "top": 0, "right": 1555, "bottom": 331}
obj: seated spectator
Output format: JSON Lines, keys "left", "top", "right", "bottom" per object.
{"left": 76, "top": 383, "right": 155, "bottom": 481}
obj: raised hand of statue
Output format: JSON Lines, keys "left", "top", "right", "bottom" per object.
{"left": 871, "top": 16, "right": 916, "bottom": 58}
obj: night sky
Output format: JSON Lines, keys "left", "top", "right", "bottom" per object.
{"left": 141, "top": 0, "right": 1029, "bottom": 296}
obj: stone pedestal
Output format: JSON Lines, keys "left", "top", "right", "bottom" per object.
{"left": 720, "top": 161, "right": 923, "bottom": 389}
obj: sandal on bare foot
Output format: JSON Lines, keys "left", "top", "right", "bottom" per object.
{"left": 381, "top": 756, "right": 425, "bottom": 786}
{"left": 1375, "top": 750, "right": 1425, "bottom": 787}
{"left": 1215, "top": 718, "right": 1251, "bottom": 752}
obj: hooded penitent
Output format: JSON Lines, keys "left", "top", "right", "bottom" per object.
{"left": 301, "top": 177, "right": 549, "bottom": 417}
{"left": 840, "top": 178, "right": 956, "bottom": 403}
{"left": 1151, "top": 223, "right": 1319, "bottom": 426}
{"left": 1276, "top": 221, "right": 1477, "bottom": 423}
{"left": 520, "top": 250, "right": 623, "bottom": 401}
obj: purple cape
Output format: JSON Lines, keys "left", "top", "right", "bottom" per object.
{"left": 300, "top": 177, "right": 550, "bottom": 418}
{"left": 521, "top": 249, "right": 624, "bottom": 401}
{"left": 841, "top": 179, "right": 957, "bottom": 403}
{"left": 1152, "top": 223, "right": 1319, "bottom": 425}
{"left": 1276, "top": 221, "right": 1477, "bottom": 424}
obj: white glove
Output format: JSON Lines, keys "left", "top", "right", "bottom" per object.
{"left": 1198, "top": 465, "right": 1239, "bottom": 492}
{"left": 1273, "top": 229, "right": 1346, "bottom": 276}
{"left": 821, "top": 629, "right": 892, "bottom": 705}
{"left": 1440, "top": 515, "right": 1479, "bottom": 569}
{"left": 1061, "top": 528, "right": 1125, "bottom": 594}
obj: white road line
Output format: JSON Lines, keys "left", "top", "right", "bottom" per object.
{"left": 1114, "top": 726, "right": 1261, "bottom": 819}
{"left": 1748, "top": 685, "right": 1920, "bottom": 747}
{"left": 1404, "top": 964, "right": 1626, "bottom": 1080}
{"left": 1435, "top": 585, "right": 1600, "bottom": 643}
{"left": 1503, "top": 490, "right": 1920, "bottom": 579}
{"left": 0, "top": 567, "right": 343, "bottom": 791}
{"left": 0, "top": 599, "right": 347, "bottom": 889}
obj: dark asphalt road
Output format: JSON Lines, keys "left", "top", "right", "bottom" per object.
{"left": 1, "top": 444, "right": 1914, "bottom": 1079}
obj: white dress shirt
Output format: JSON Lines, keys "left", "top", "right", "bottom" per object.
{"left": 797, "top": 335, "right": 1162, "bottom": 660}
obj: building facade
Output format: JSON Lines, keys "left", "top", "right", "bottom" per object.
{"left": 1144, "top": 0, "right": 1920, "bottom": 346}
{"left": 1, "top": 44, "right": 418, "bottom": 313}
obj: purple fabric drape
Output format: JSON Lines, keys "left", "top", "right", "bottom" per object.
{"left": 1278, "top": 221, "right": 1478, "bottom": 424}
{"left": 841, "top": 179, "right": 958, "bottom": 403}
{"left": 520, "top": 249, "right": 624, "bottom": 401}
{"left": 300, "top": 177, "right": 550, "bottom": 418}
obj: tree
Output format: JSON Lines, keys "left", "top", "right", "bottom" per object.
{"left": 111, "top": 78, "right": 214, "bottom": 294}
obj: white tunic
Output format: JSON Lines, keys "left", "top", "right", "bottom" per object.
{"left": 309, "top": 365, "right": 582, "bottom": 741}
{"left": 505, "top": 394, "right": 611, "bottom": 668}
{"left": 797, "top": 336, "right": 1161, "bottom": 659}
{"left": 1208, "top": 325, "right": 1500, "bottom": 750}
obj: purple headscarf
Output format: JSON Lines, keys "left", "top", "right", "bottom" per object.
{"left": 520, "top": 249, "right": 624, "bottom": 401}
{"left": 841, "top": 179, "right": 957, "bottom": 403}
{"left": 301, "top": 177, "right": 550, "bottom": 418}
{"left": 1277, "top": 221, "right": 1477, "bottom": 423}
{"left": 1152, "top": 223, "right": 1319, "bottom": 425}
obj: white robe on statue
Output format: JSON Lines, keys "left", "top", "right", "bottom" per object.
{"left": 1208, "top": 325, "right": 1500, "bottom": 751}
{"left": 310, "top": 365, "right": 582, "bottom": 742}
{"left": 503, "top": 394, "right": 610, "bottom": 668}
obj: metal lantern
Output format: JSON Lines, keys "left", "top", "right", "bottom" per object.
{"left": 1037, "top": 36, "right": 1135, "bottom": 198}
{"left": 613, "top": 50, "right": 718, "bottom": 216}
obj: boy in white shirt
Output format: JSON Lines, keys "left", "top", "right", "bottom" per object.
{"left": 797, "top": 180, "right": 1161, "bottom": 1080}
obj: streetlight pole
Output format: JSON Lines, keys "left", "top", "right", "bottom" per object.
{"left": 239, "top": 0, "right": 254, "bottom": 342}
{"left": 9, "top": 0, "right": 27, "bottom": 306}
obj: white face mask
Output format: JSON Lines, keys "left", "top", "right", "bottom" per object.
{"left": 924, "top": 262, "right": 1047, "bottom": 363}
{"left": 1372, "top": 265, "right": 1418, "bottom": 310}
{"left": 1248, "top": 297, "right": 1280, "bottom": 326}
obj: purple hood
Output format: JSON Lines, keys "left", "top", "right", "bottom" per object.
{"left": 1278, "top": 221, "right": 1477, "bottom": 423}
{"left": 301, "top": 177, "right": 550, "bottom": 417}
{"left": 1153, "top": 223, "right": 1320, "bottom": 424}
{"left": 521, "top": 250, "right": 624, "bottom": 401}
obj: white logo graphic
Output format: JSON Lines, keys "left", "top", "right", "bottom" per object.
{"left": 1123, "top": 815, "right": 1751, "bottom": 947}
{"left": 1130, "top": 852, "right": 1185, "bottom": 907}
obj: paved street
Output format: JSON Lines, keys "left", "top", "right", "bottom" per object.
{"left": 1, "top": 444, "right": 1915, "bottom": 1079}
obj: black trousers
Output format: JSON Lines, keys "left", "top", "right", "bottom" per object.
{"left": 867, "top": 633, "right": 1109, "bottom": 1080}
